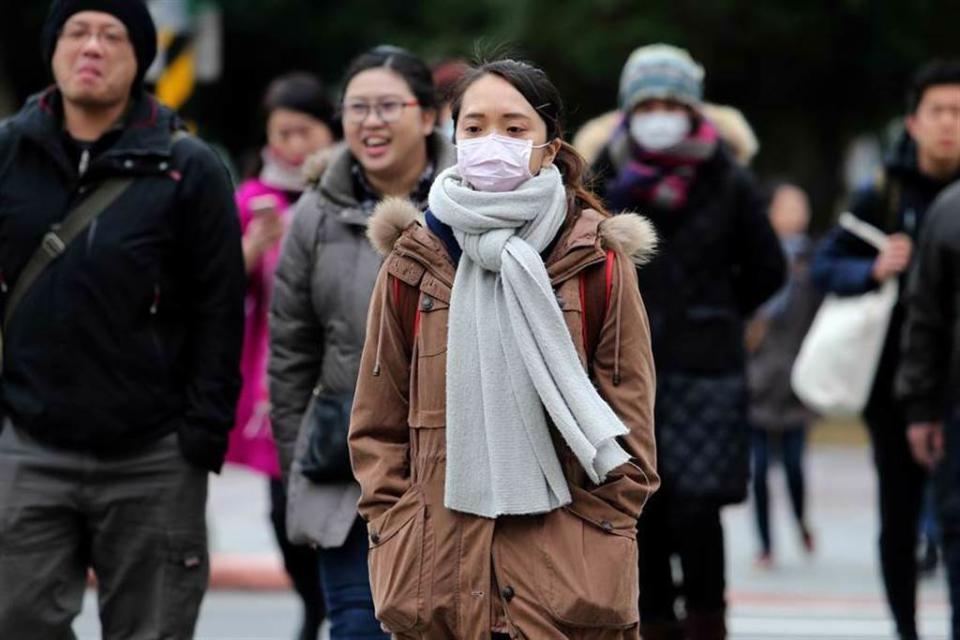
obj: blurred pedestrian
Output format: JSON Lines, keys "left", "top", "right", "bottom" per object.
{"left": 745, "top": 183, "right": 821, "bottom": 568}
{"left": 592, "top": 43, "right": 786, "bottom": 639}
{"left": 898, "top": 172, "right": 960, "bottom": 640}
{"left": 0, "top": 1, "right": 244, "bottom": 637}
{"left": 269, "top": 45, "right": 454, "bottom": 639}
{"left": 814, "top": 59, "right": 960, "bottom": 640}
{"left": 228, "top": 71, "right": 339, "bottom": 640}
{"left": 349, "top": 57, "right": 659, "bottom": 639}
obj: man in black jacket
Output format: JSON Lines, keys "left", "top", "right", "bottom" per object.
{"left": 0, "top": 1, "right": 244, "bottom": 637}
{"left": 813, "top": 59, "right": 960, "bottom": 640}
{"left": 898, "top": 181, "right": 960, "bottom": 640}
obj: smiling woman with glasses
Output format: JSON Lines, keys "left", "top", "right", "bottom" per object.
{"left": 267, "top": 45, "right": 455, "bottom": 640}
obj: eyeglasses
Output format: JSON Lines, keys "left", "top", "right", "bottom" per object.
{"left": 59, "top": 26, "right": 130, "bottom": 49}
{"left": 342, "top": 99, "right": 419, "bottom": 124}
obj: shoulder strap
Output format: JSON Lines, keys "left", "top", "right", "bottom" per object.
{"left": 3, "top": 129, "right": 191, "bottom": 332}
{"left": 3, "top": 177, "right": 134, "bottom": 331}
{"left": 838, "top": 211, "right": 889, "bottom": 251}
{"left": 580, "top": 250, "right": 616, "bottom": 366}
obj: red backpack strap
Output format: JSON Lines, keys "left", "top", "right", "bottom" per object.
{"left": 579, "top": 250, "right": 616, "bottom": 366}
{"left": 391, "top": 275, "right": 421, "bottom": 353}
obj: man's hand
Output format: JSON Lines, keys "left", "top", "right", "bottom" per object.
{"left": 872, "top": 233, "right": 913, "bottom": 282}
{"left": 907, "top": 421, "right": 944, "bottom": 470}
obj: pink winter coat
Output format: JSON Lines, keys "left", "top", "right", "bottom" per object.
{"left": 225, "top": 179, "right": 295, "bottom": 478}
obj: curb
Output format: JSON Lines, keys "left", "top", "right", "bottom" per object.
{"left": 209, "top": 553, "right": 291, "bottom": 591}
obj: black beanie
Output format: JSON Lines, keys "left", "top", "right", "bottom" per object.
{"left": 43, "top": 0, "right": 158, "bottom": 89}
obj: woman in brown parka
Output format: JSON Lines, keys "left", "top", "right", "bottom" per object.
{"left": 349, "top": 59, "right": 660, "bottom": 640}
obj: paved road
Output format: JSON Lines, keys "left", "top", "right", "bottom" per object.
{"left": 73, "top": 441, "right": 950, "bottom": 639}
{"left": 724, "top": 445, "right": 948, "bottom": 639}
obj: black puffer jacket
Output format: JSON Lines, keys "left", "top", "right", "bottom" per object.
{"left": 897, "top": 181, "right": 960, "bottom": 423}
{"left": 593, "top": 143, "right": 785, "bottom": 374}
{"left": 0, "top": 88, "right": 244, "bottom": 471}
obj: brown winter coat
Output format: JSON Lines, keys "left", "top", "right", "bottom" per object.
{"left": 349, "top": 198, "right": 660, "bottom": 639}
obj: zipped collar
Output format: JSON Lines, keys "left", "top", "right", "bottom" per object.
{"left": 14, "top": 86, "right": 184, "bottom": 180}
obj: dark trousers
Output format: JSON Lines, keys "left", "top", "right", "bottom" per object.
{"left": 865, "top": 404, "right": 926, "bottom": 640}
{"left": 934, "top": 409, "right": 960, "bottom": 640}
{"left": 638, "top": 490, "right": 726, "bottom": 624}
{"left": 0, "top": 425, "right": 208, "bottom": 640}
{"left": 269, "top": 479, "right": 325, "bottom": 640}
{"left": 751, "top": 427, "right": 807, "bottom": 554}
{"left": 318, "top": 516, "right": 387, "bottom": 639}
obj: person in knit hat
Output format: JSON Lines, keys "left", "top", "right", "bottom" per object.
{"left": 618, "top": 43, "right": 704, "bottom": 112}
{"left": 0, "top": 1, "right": 244, "bottom": 637}
{"left": 592, "top": 44, "right": 785, "bottom": 640}
{"left": 42, "top": 0, "right": 157, "bottom": 91}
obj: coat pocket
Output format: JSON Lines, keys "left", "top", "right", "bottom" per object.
{"left": 366, "top": 485, "right": 431, "bottom": 632}
{"left": 410, "top": 295, "right": 449, "bottom": 428}
{"left": 159, "top": 531, "right": 209, "bottom": 638}
{"left": 538, "top": 485, "right": 639, "bottom": 628}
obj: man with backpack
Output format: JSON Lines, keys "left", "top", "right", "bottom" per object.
{"left": 812, "top": 59, "right": 960, "bottom": 640}
{"left": 0, "top": 1, "right": 244, "bottom": 637}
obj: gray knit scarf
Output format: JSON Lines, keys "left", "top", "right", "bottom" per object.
{"left": 428, "top": 165, "right": 631, "bottom": 518}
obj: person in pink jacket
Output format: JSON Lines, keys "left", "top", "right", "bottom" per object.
{"left": 228, "top": 72, "right": 339, "bottom": 640}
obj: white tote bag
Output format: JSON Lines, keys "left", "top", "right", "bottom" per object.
{"left": 790, "top": 213, "right": 897, "bottom": 418}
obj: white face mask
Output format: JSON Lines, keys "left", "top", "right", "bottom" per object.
{"left": 456, "top": 133, "right": 550, "bottom": 192}
{"left": 629, "top": 112, "right": 691, "bottom": 151}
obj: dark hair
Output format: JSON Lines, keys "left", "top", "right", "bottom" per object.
{"left": 263, "top": 72, "right": 339, "bottom": 134}
{"left": 341, "top": 45, "right": 438, "bottom": 111}
{"left": 450, "top": 59, "right": 609, "bottom": 219}
{"left": 907, "top": 59, "right": 960, "bottom": 113}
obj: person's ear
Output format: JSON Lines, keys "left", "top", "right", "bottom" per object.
{"left": 905, "top": 114, "right": 919, "bottom": 142}
{"left": 540, "top": 139, "right": 562, "bottom": 168}
{"left": 421, "top": 108, "right": 437, "bottom": 136}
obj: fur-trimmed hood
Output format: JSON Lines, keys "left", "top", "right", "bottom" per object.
{"left": 367, "top": 196, "right": 657, "bottom": 267}
{"left": 573, "top": 102, "right": 759, "bottom": 168}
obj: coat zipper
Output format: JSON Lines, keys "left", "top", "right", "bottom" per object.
{"left": 149, "top": 283, "right": 163, "bottom": 365}
{"left": 78, "top": 148, "right": 90, "bottom": 178}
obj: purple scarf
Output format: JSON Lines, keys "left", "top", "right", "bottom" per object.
{"left": 607, "top": 116, "right": 719, "bottom": 212}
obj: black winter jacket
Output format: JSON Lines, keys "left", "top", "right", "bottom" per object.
{"left": 593, "top": 144, "right": 785, "bottom": 374}
{"left": 0, "top": 88, "right": 244, "bottom": 471}
{"left": 897, "top": 182, "right": 960, "bottom": 423}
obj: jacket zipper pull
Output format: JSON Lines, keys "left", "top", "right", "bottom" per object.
{"left": 78, "top": 148, "right": 90, "bottom": 177}
{"left": 0, "top": 270, "right": 7, "bottom": 294}
{"left": 150, "top": 284, "right": 160, "bottom": 315}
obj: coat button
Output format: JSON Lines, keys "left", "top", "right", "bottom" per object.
{"left": 123, "top": 159, "right": 134, "bottom": 169}
{"left": 501, "top": 586, "right": 515, "bottom": 602}
{"left": 600, "top": 520, "right": 614, "bottom": 533}
{"left": 159, "top": 161, "right": 169, "bottom": 171}
{"left": 370, "top": 531, "right": 380, "bottom": 544}
{"left": 421, "top": 296, "right": 434, "bottom": 311}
